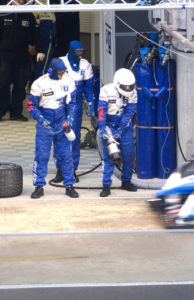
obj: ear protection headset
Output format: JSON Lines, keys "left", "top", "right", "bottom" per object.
{"left": 47, "top": 58, "right": 60, "bottom": 76}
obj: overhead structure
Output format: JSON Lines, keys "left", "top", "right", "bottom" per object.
{"left": 2, "top": 0, "right": 194, "bottom": 13}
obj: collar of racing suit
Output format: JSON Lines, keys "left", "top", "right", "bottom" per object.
{"left": 67, "top": 50, "right": 80, "bottom": 72}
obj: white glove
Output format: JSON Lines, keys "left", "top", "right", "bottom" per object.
{"left": 36, "top": 53, "right": 45, "bottom": 62}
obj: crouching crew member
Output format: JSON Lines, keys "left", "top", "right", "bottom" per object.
{"left": 26, "top": 58, "right": 79, "bottom": 198}
{"left": 98, "top": 68, "right": 138, "bottom": 197}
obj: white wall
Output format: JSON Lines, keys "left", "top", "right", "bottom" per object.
{"left": 80, "top": 7, "right": 99, "bottom": 67}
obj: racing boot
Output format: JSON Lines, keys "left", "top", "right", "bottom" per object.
{"left": 52, "top": 168, "right": 63, "bottom": 183}
{"left": 121, "top": 181, "right": 137, "bottom": 192}
{"left": 10, "top": 114, "right": 28, "bottom": 121}
{"left": 74, "top": 170, "right": 79, "bottom": 183}
{"left": 66, "top": 185, "right": 79, "bottom": 198}
{"left": 100, "top": 185, "right": 111, "bottom": 197}
{"left": 31, "top": 186, "right": 44, "bottom": 199}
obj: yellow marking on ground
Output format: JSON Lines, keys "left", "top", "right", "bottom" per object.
{"left": 0, "top": 255, "right": 88, "bottom": 262}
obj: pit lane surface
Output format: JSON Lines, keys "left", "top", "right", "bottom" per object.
{"left": 0, "top": 173, "right": 192, "bottom": 299}
{"left": 1, "top": 230, "right": 194, "bottom": 299}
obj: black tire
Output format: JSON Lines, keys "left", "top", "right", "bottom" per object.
{"left": 0, "top": 163, "right": 23, "bottom": 198}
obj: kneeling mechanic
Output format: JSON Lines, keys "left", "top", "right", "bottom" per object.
{"left": 26, "top": 58, "right": 79, "bottom": 198}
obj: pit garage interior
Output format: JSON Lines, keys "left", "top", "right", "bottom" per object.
{"left": 1, "top": 1, "right": 194, "bottom": 299}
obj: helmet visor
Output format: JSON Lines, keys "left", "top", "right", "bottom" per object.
{"left": 119, "top": 84, "right": 135, "bottom": 92}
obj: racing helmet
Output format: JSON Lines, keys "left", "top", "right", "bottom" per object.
{"left": 113, "top": 68, "right": 135, "bottom": 97}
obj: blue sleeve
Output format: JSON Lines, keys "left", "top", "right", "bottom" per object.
{"left": 25, "top": 94, "right": 42, "bottom": 121}
{"left": 119, "top": 102, "right": 137, "bottom": 129}
{"left": 97, "top": 99, "right": 108, "bottom": 128}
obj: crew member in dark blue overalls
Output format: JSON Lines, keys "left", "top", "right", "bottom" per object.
{"left": 0, "top": 0, "right": 44, "bottom": 121}
{"left": 33, "top": 1, "right": 56, "bottom": 79}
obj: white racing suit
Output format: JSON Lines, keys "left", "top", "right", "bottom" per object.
{"left": 56, "top": 55, "right": 94, "bottom": 171}
{"left": 26, "top": 73, "right": 76, "bottom": 187}
{"left": 98, "top": 83, "right": 137, "bottom": 186}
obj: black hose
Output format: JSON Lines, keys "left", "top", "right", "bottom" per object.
{"left": 81, "top": 126, "right": 90, "bottom": 133}
{"left": 49, "top": 161, "right": 119, "bottom": 190}
{"left": 173, "top": 61, "right": 190, "bottom": 162}
{"left": 49, "top": 181, "right": 120, "bottom": 190}
{"left": 76, "top": 162, "right": 101, "bottom": 177}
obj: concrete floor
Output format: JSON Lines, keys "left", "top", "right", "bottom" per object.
{"left": 1, "top": 112, "right": 194, "bottom": 299}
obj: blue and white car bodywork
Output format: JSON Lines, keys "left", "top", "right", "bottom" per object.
{"left": 149, "top": 161, "right": 194, "bottom": 228}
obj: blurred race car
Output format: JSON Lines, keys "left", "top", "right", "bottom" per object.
{"left": 149, "top": 160, "right": 194, "bottom": 228}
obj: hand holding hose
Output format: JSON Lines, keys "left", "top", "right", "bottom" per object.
{"left": 114, "top": 129, "right": 123, "bottom": 140}
{"left": 63, "top": 119, "right": 76, "bottom": 141}
{"left": 99, "top": 126, "right": 106, "bottom": 139}
{"left": 38, "top": 116, "right": 51, "bottom": 129}
{"left": 63, "top": 115, "right": 74, "bottom": 131}
{"left": 86, "top": 101, "right": 95, "bottom": 117}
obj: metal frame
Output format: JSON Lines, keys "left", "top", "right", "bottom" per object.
{"left": 1, "top": 0, "right": 194, "bottom": 13}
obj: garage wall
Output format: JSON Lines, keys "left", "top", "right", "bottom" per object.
{"left": 80, "top": 10, "right": 99, "bottom": 67}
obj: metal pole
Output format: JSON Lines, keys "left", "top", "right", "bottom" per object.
{"left": 91, "top": 12, "right": 96, "bottom": 66}
{"left": 161, "top": 23, "right": 194, "bottom": 52}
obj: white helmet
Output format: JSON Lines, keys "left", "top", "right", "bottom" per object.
{"left": 113, "top": 68, "right": 135, "bottom": 97}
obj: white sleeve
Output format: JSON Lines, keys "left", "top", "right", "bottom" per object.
{"left": 99, "top": 86, "right": 109, "bottom": 102}
{"left": 30, "top": 81, "right": 42, "bottom": 97}
{"left": 84, "top": 62, "right": 93, "bottom": 80}
{"left": 66, "top": 78, "right": 76, "bottom": 104}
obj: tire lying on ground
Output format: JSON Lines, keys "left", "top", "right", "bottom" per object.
{"left": 0, "top": 163, "right": 23, "bottom": 198}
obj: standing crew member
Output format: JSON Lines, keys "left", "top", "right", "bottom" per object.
{"left": 54, "top": 11, "right": 80, "bottom": 57}
{"left": 52, "top": 40, "right": 95, "bottom": 183}
{"left": 26, "top": 58, "right": 79, "bottom": 199}
{"left": 33, "top": 0, "right": 56, "bottom": 79}
{"left": 0, "top": 0, "right": 45, "bottom": 121}
{"left": 98, "top": 68, "right": 137, "bottom": 197}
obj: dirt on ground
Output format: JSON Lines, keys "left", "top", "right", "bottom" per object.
{"left": 0, "top": 197, "right": 163, "bottom": 233}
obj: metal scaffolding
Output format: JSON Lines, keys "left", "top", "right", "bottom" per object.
{"left": 1, "top": 0, "right": 194, "bottom": 13}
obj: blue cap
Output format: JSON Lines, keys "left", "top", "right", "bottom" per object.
{"left": 69, "top": 40, "right": 84, "bottom": 51}
{"left": 48, "top": 58, "right": 66, "bottom": 80}
{"left": 49, "top": 58, "right": 66, "bottom": 70}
